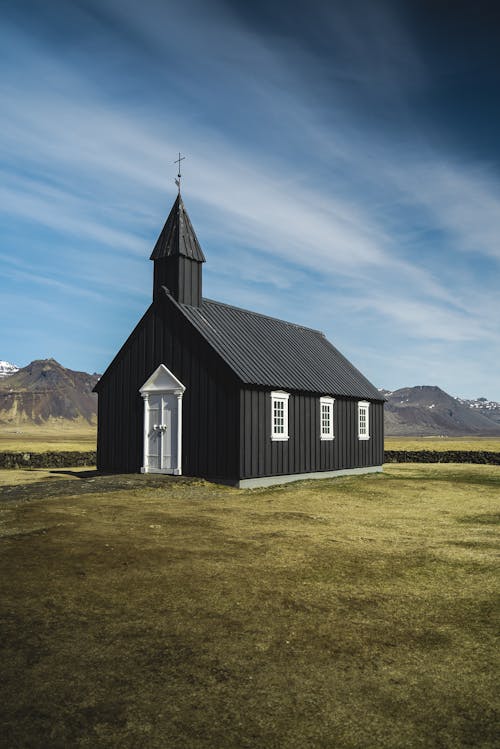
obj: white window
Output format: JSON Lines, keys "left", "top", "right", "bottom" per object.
{"left": 271, "top": 391, "right": 290, "bottom": 440}
{"left": 320, "top": 396, "right": 335, "bottom": 440}
{"left": 358, "top": 401, "right": 370, "bottom": 440}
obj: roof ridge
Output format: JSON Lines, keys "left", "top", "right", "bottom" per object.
{"left": 200, "top": 297, "right": 325, "bottom": 336}
{"left": 163, "top": 289, "right": 382, "bottom": 400}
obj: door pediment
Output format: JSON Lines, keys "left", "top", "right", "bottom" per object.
{"left": 139, "top": 364, "right": 185, "bottom": 395}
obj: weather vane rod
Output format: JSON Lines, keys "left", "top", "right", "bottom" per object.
{"left": 174, "top": 152, "right": 186, "bottom": 193}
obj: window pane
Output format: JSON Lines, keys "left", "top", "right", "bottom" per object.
{"left": 320, "top": 400, "right": 333, "bottom": 437}
{"left": 359, "top": 406, "right": 367, "bottom": 434}
{"left": 272, "top": 397, "right": 287, "bottom": 437}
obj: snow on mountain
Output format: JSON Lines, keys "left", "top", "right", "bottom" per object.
{"left": 0, "top": 361, "right": 19, "bottom": 378}
{"left": 458, "top": 396, "right": 500, "bottom": 411}
{"left": 457, "top": 396, "right": 500, "bottom": 426}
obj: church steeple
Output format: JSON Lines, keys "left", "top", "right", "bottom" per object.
{"left": 150, "top": 193, "right": 206, "bottom": 306}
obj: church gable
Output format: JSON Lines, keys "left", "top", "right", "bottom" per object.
{"left": 93, "top": 306, "right": 154, "bottom": 394}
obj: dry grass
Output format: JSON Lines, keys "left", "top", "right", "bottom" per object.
{"left": 0, "top": 464, "right": 499, "bottom": 748}
{"left": 2, "top": 426, "right": 499, "bottom": 455}
{"left": 385, "top": 436, "right": 500, "bottom": 452}
{"left": 0, "top": 423, "right": 96, "bottom": 452}
{"left": 0, "top": 466, "right": 94, "bottom": 487}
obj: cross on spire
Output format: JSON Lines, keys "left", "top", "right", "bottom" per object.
{"left": 174, "top": 152, "right": 186, "bottom": 193}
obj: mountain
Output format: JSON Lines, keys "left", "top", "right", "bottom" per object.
{"left": 0, "top": 359, "right": 99, "bottom": 426}
{"left": 456, "top": 397, "right": 500, "bottom": 427}
{"left": 384, "top": 386, "right": 500, "bottom": 436}
{"left": 0, "top": 361, "right": 19, "bottom": 378}
{"left": 1, "top": 357, "right": 498, "bottom": 436}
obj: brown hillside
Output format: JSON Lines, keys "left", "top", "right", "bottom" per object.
{"left": 0, "top": 359, "right": 99, "bottom": 426}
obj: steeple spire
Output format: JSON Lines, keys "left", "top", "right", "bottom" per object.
{"left": 150, "top": 193, "right": 206, "bottom": 306}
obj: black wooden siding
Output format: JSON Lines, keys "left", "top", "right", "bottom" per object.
{"left": 239, "top": 389, "right": 384, "bottom": 479}
{"left": 96, "top": 296, "right": 239, "bottom": 479}
{"left": 153, "top": 256, "right": 202, "bottom": 306}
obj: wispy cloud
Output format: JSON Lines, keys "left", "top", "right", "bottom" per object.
{"left": 393, "top": 160, "right": 500, "bottom": 261}
{"left": 0, "top": 0, "right": 499, "bottom": 396}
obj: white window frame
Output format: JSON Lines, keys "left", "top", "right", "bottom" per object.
{"left": 320, "top": 396, "right": 335, "bottom": 440}
{"left": 358, "top": 401, "right": 370, "bottom": 440}
{"left": 271, "top": 391, "right": 290, "bottom": 441}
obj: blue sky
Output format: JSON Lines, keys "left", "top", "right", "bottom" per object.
{"left": 1, "top": 0, "right": 499, "bottom": 399}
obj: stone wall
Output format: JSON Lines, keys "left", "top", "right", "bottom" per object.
{"left": 0, "top": 452, "right": 96, "bottom": 469}
{"left": 1, "top": 450, "right": 499, "bottom": 470}
{"left": 384, "top": 450, "right": 500, "bottom": 465}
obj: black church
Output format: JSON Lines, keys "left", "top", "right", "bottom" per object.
{"left": 94, "top": 191, "right": 384, "bottom": 487}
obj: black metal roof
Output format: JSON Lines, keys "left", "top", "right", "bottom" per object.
{"left": 150, "top": 193, "right": 206, "bottom": 262}
{"left": 167, "top": 292, "right": 382, "bottom": 400}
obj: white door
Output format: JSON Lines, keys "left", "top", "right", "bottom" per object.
{"left": 140, "top": 364, "right": 185, "bottom": 475}
{"left": 145, "top": 393, "right": 179, "bottom": 473}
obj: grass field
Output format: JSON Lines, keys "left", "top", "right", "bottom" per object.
{"left": 1, "top": 424, "right": 500, "bottom": 455}
{"left": 0, "top": 423, "right": 96, "bottom": 452}
{"left": 0, "top": 464, "right": 499, "bottom": 748}
{"left": 385, "top": 436, "right": 500, "bottom": 452}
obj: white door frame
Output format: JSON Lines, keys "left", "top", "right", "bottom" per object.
{"left": 139, "top": 364, "right": 186, "bottom": 475}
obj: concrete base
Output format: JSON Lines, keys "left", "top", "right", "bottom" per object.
{"left": 140, "top": 467, "right": 181, "bottom": 475}
{"left": 236, "top": 465, "right": 383, "bottom": 489}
